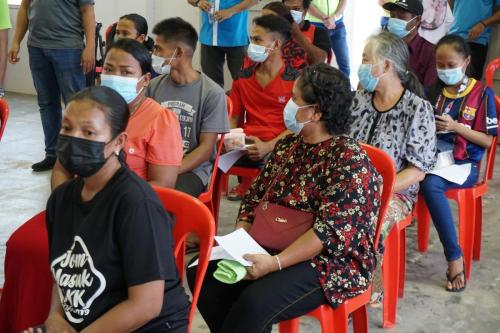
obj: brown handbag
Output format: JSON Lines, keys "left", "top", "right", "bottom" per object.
{"left": 248, "top": 139, "right": 315, "bottom": 251}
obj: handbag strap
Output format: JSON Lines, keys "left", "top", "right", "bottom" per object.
{"left": 261, "top": 137, "right": 302, "bottom": 204}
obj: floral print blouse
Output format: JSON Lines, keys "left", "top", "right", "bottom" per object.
{"left": 238, "top": 135, "right": 381, "bottom": 308}
{"left": 350, "top": 89, "right": 437, "bottom": 205}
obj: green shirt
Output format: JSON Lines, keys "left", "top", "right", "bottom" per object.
{"left": 305, "top": 0, "right": 340, "bottom": 23}
{"left": 0, "top": 0, "right": 12, "bottom": 30}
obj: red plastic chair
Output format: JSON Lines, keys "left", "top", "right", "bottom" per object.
{"left": 279, "top": 143, "right": 396, "bottom": 333}
{"left": 197, "top": 96, "right": 233, "bottom": 226}
{"left": 485, "top": 57, "right": 499, "bottom": 89}
{"left": 0, "top": 99, "right": 9, "bottom": 141}
{"left": 416, "top": 97, "right": 500, "bottom": 280}
{"left": 153, "top": 187, "right": 215, "bottom": 333}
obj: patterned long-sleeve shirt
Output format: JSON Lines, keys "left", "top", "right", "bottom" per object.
{"left": 238, "top": 135, "right": 381, "bottom": 308}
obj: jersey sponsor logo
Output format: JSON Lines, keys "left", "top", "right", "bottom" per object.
{"left": 462, "top": 106, "right": 477, "bottom": 121}
{"left": 487, "top": 116, "right": 498, "bottom": 129}
{"left": 51, "top": 236, "right": 106, "bottom": 324}
{"left": 278, "top": 96, "right": 287, "bottom": 104}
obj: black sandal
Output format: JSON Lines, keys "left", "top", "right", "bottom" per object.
{"left": 446, "top": 269, "right": 466, "bottom": 292}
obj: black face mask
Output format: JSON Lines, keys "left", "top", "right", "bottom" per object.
{"left": 56, "top": 134, "right": 113, "bottom": 178}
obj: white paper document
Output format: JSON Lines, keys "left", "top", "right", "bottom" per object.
{"left": 188, "top": 229, "right": 269, "bottom": 267}
{"left": 428, "top": 163, "right": 471, "bottom": 185}
{"left": 218, "top": 150, "right": 246, "bottom": 173}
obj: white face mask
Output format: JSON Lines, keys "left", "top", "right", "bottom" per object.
{"left": 290, "top": 10, "right": 304, "bottom": 24}
{"left": 152, "top": 49, "right": 177, "bottom": 75}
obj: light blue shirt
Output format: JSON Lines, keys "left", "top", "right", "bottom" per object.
{"left": 449, "top": 0, "right": 500, "bottom": 45}
{"left": 200, "top": 0, "right": 249, "bottom": 47}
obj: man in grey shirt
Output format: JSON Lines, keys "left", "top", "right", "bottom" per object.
{"left": 147, "top": 17, "right": 229, "bottom": 198}
{"left": 8, "top": 0, "right": 95, "bottom": 171}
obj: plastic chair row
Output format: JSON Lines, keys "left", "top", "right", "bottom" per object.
{"left": 0, "top": 99, "right": 9, "bottom": 141}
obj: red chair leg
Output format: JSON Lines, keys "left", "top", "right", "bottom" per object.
{"left": 416, "top": 198, "right": 431, "bottom": 252}
{"left": 330, "top": 307, "right": 349, "bottom": 333}
{"left": 398, "top": 228, "right": 406, "bottom": 299}
{"left": 278, "top": 319, "right": 300, "bottom": 333}
{"left": 352, "top": 307, "right": 369, "bottom": 333}
{"left": 456, "top": 192, "right": 475, "bottom": 281}
{"left": 221, "top": 173, "right": 229, "bottom": 196}
{"left": 473, "top": 196, "right": 483, "bottom": 261}
{"left": 382, "top": 226, "right": 399, "bottom": 329}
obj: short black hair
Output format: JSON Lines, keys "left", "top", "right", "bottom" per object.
{"left": 105, "top": 38, "right": 152, "bottom": 75}
{"left": 298, "top": 63, "right": 353, "bottom": 135}
{"left": 253, "top": 14, "right": 292, "bottom": 44}
{"left": 69, "top": 86, "right": 130, "bottom": 138}
{"left": 282, "top": 0, "right": 312, "bottom": 10}
{"left": 263, "top": 2, "right": 294, "bottom": 24}
{"left": 153, "top": 17, "right": 198, "bottom": 52}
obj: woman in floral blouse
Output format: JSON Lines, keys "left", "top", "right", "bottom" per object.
{"left": 188, "top": 64, "right": 381, "bottom": 333}
{"left": 350, "top": 31, "right": 437, "bottom": 304}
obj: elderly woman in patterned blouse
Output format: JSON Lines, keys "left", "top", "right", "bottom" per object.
{"left": 187, "top": 63, "right": 382, "bottom": 333}
{"left": 350, "top": 31, "right": 437, "bottom": 304}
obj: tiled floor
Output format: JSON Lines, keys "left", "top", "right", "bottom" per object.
{"left": 1, "top": 93, "right": 500, "bottom": 332}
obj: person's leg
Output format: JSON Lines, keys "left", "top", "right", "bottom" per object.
{"left": 186, "top": 260, "right": 251, "bottom": 333}
{"left": 467, "top": 42, "right": 488, "bottom": 80}
{"left": 219, "top": 261, "right": 327, "bottom": 333}
{"left": 0, "top": 29, "right": 8, "bottom": 97}
{"left": 225, "top": 46, "right": 246, "bottom": 80}
{"left": 420, "top": 164, "right": 479, "bottom": 290}
{"left": 329, "top": 21, "right": 350, "bottom": 78}
{"left": 175, "top": 172, "right": 205, "bottom": 198}
{"left": 380, "top": 17, "right": 389, "bottom": 30}
{"left": 28, "top": 47, "right": 62, "bottom": 170}
{"left": 201, "top": 44, "right": 225, "bottom": 87}
{"left": 47, "top": 48, "right": 85, "bottom": 105}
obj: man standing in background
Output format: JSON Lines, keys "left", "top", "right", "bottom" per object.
{"left": 448, "top": 0, "right": 500, "bottom": 80}
{"left": 306, "top": 0, "right": 350, "bottom": 77}
{"left": 188, "top": 0, "right": 258, "bottom": 88}
{"left": 8, "top": 0, "right": 95, "bottom": 172}
{"left": 0, "top": 0, "right": 11, "bottom": 98}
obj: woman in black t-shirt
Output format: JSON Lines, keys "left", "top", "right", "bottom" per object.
{"left": 26, "top": 86, "right": 189, "bottom": 333}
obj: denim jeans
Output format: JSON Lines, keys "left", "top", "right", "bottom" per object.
{"left": 312, "top": 20, "right": 350, "bottom": 77}
{"left": 28, "top": 47, "right": 85, "bottom": 156}
{"left": 420, "top": 162, "right": 479, "bottom": 261}
{"left": 187, "top": 260, "right": 327, "bottom": 333}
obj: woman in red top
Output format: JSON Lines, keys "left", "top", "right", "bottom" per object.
{"left": 52, "top": 39, "right": 183, "bottom": 189}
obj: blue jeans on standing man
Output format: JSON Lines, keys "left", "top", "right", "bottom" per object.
{"left": 28, "top": 46, "right": 85, "bottom": 157}
{"left": 420, "top": 162, "right": 479, "bottom": 262}
{"left": 312, "top": 19, "right": 350, "bottom": 77}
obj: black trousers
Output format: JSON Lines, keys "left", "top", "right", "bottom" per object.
{"left": 201, "top": 44, "right": 246, "bottom": 88}
{"left": 187, "top": 260, "right": 327, "bottom": 333}
{"left": 175, "top": 172, "right": 205, "bottom": 198}
{"left": 468, "top": 42, "right": 488, "bottom": 80}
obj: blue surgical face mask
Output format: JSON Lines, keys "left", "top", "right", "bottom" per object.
{"left": 358, "top": 63, "right": 384, "bottom": 92}
{"left": 101, "top": 74, "right": 144, "bottom": 104}
{"left": 437, "top": 66, "right": 465, "bottom": 86}
{"left": 283, "top": 99, "right": 314, "bottom": 135}
{"left": 387, "top": 16, "right": 417, "bottom": 38}
{"left": 152, "top": 49, "right": 177, "bottom": 75}
{"left": 247, "top": 43, "right": 273, "bottom": 63}
{"left": 290, "top": 10, "right": 304, "bottom": 24}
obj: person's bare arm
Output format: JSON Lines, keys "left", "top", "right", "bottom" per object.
{"left": 51, "top": 160, "right": 73, "bottom": 191}
{"left": 246, "top": 129, "right": 292, "bottom": 161}
{"left": 332, "top": 0, "right": 347, "bottom": 17}
{"left": 214, "top": 0, "right": 259, "bottom": 22}
{"left": 179, "top": 132, "right": 218, "bottom": 174}
{"left": 469, "top": 8, "right": 500, "bottom": 40}
{"left": 81, "top": 281, "right": 165, "bottom": 333}
{"left": 394, "top": 165, "right": 425, "bottom": 193}
{"left": 307, "top": 3, "right": 327, "bottom": 20}
{"left": 147, "top": 165, "right": 179, "bottom": 188}
{"left": 80, "top": 4, "right": 95, "bottom": 74}
{"left": 230, "top": 115, "right": 241, "bottom": 129}
{"left": 291, "top": 23, "right": 327, "bottom": 64}
{"left": 436, "top": 114, "right": 494, "bottom": 149}
{"left": 8, "top": 0, "right": 30, "bottom": 64}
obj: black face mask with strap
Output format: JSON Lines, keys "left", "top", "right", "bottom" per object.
{"left": 56, "top": 134, "right": 115, "bottom": 178}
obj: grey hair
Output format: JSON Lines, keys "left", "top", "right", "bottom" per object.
{"left": 366, "top": 31, "right": 425, "bottom": 98}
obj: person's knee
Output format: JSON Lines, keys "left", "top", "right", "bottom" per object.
{"left": 421, "top": 175, "right": 444, "bottom": 195}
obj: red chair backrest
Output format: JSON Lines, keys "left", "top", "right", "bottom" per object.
{"left": 360, "top": 143, "right": 396, "bottom": 249}
{"left": 105, "top": 22, "right": 117, "bottom": 47}
{"left": 485, "top": 57, "right": 499, "bottom": 89}
{"left": 484, "top": 96, "right": 500, "bottom": 181}
{"left": 0, "top": 99, "right": 9, "bottom": 141}
{"left": 153, "top": 186, "right": 215, "bottom": 332}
